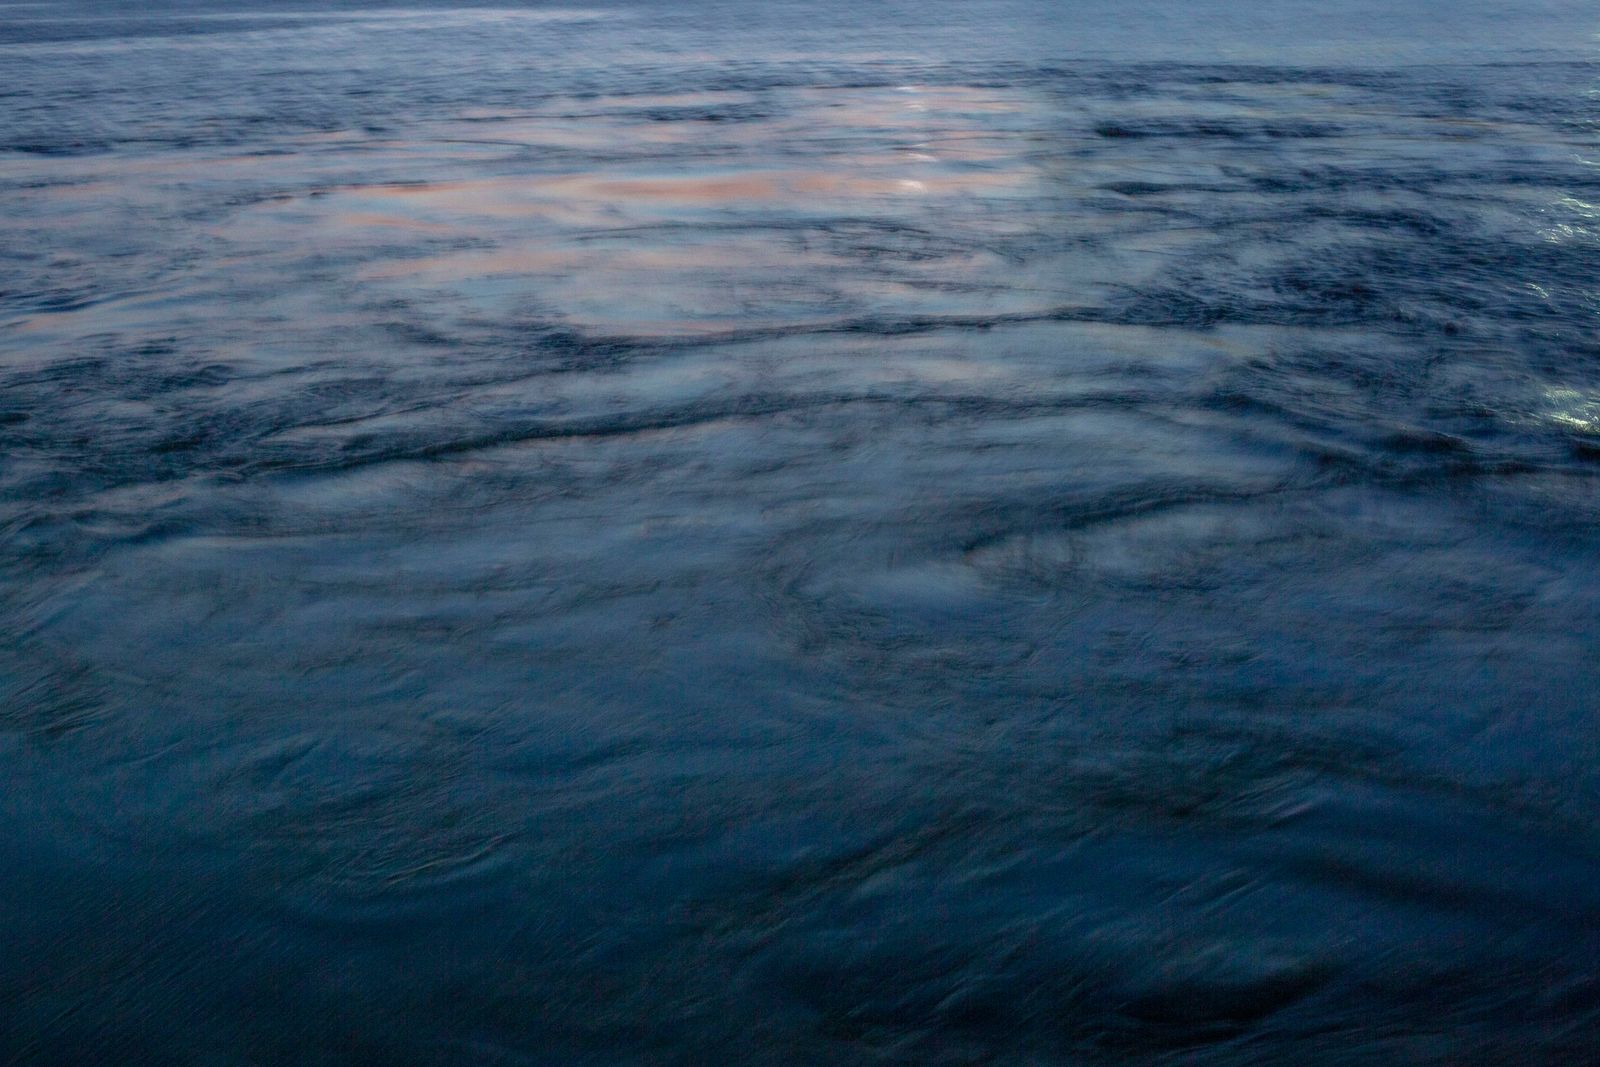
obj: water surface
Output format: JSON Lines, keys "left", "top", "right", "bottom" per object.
{"left": 3, "top": 1, "right": 1600, "bottom": 1062}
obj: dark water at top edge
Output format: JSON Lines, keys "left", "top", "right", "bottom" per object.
{"left": 2, "top": 1, "right": 1600, "bottom": 1064}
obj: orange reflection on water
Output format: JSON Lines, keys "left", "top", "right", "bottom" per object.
{"left": 346, "top": 164, "right": 1028, "bottom": 214}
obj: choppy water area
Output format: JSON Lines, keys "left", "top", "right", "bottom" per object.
{"left": 4, "top": 0, "right": 1600, "bottom": 1061}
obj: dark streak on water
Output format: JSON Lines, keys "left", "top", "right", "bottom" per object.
{"left": 3, "top": 1, "right": 1600, "bottom": 1063}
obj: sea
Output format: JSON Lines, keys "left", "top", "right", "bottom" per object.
{"left": 2, "top": 1, "right": 1599, "bottom": 1062}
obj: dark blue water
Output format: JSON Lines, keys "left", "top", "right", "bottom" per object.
{"left": 3, "top": 1, "right": 1600, "bottom": 1062}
